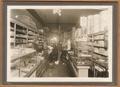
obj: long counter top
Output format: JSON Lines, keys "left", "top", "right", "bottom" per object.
{"left": 10, "top": 48, "right": 36, "bottom": 62}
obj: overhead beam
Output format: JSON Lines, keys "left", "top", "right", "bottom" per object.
{"left": 27, "top": 9, "right": 45, "bottom": 27}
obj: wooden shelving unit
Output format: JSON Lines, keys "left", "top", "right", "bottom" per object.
{"left": 88, "top": 31, "right": 108, "bottom": 77}
{"left": 10, "top": 18, "right": 40, "bottom": 77}
{"left": 10, "top": 18, "right": 37, "bottom": 48}
{"left": 32, "top": 29, "right": 45, "bottom": 52}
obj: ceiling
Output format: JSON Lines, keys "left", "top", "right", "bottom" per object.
{"left": 35, "top": 9, "right": 102, "bottom": 24}
{"left": 11, "top": 9, "right": 103, "bottom": 33}
{"left": 11, "top": 9, "right": 37, "bottom": 28}
{"left": 34, "top": 9, "right": 102, "bottom": 32}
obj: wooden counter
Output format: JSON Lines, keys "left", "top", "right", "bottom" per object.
{"left": 10, "top": 48, "right": 36, "bottom": 62}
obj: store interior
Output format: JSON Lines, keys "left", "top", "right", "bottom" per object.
{"left": 10, "top": 7, "right": 112, "bottom": 77}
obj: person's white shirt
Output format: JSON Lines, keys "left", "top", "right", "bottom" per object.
{"left": 47, "top": 46, "right": 53, "bottom": 54}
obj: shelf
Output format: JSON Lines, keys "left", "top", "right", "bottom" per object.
{"left": 16, "top": 29, "right": 27, "bottom": 34}
{"left": 10, "top": 36, "right": 14, "bottom": 38}
{"left": 88, "top": 31, "right": 105, "bottom": 37}
{"left": 93, "top": 45, "right": 107, "bottom": 49}
{"left": 93, "top": 31, "right": 105, "bottom": 36}
{"left": 16, "top": 24, "right": 27, "bottom": 30}
{"left": 28, "top": 33, "right": 34, "bottom": 36}
{"left": 16, "top": 35, "right": 27, "bottom": 39}
{"left": 10, "top": 18, "right": 41, "bottom": 48}
{"left": 89, "top": 44, "right": 107, "bottom": 49}
{"left": 28, "top": 40, "right": 34, "bottom": 43}
{"left": 28, "top": 31, "right": 35, "bottom": 36}
{"left": 16, "top": 39, "right": 26, "bottom": 43}
{"left": 28, "top": 36, "right": 36, "bottom": 40}
{"left": 93, "top": 53, "right": 108, "bottom": 59}
{"left": 94, "top": 39, "right": 105, "bottom": 41}
{"left": 88, "top": 58, "right": 108, "bottom": 70}
{"left": 93, "top": 51, "right": 108, "bottom": 57}
{"left": 28, "top": 28, "right": 36, "bottom": 33}
{"left": 88, "top": 31, "right": 108, "bottom": 71}
{"left": 28, "top": 38, "right": 34, "bottom": 40}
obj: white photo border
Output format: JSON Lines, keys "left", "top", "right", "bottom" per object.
{"left": 6, "top": 5, "right": 113, "bottom": 83}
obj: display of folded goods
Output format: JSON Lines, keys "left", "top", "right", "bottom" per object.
{"left": 10, "top": 36, "right": 14, "bottom": 38}
{"left": 93, "top": 45, "right": 105, "bottom": 48}
{"left": 94, "top": 40, "right": 104, "bottom": 45}
{"left": 10, "top": 27, "right": 14, "bottom": 31}
{"left": 28, "top": 36, "right": 35, "bottom": 39}
{"left": 16, "top": 39, "right": 26, "bottom": 43}
{"left": 87, "top": 42, "right": 93, "bottom": 46}
{"left": 16, "top": 29, "right": 27, "bottom": 34}
{"left": 94, "top": 47, "right": 107, "bottom": 53}
{"left": 28, "top": 40, "right": 34, "bottom": 42}
{"left": 16, "top": 34, "right": 27, "bottom": 38}
{"left": 94, "top": 35, "right": 104, "bottom": 40}
{"left": 38, "top": 38, "right": 44, "bottom": 41}
{"left": 37, "top": 42, "right": 43, "bottom": 45}
{"left": 10, "top": 22, "right": 14, "bottom": 27}
{"left": 38, "top": 40, "right": 44, "bottom": 43}
{"left": 28, "top": 31, "right": 35, "bottom": 36}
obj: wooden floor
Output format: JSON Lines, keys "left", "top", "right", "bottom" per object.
{"left": 42, "top": 61, "right": 73, "bottom": 77}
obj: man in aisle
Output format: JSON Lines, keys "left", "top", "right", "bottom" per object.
{"left": 55, "top": 42, "right": 62, "bottom": 65}
{"left": 60, "top": 45, "right": 68, "bottom": 64}
{"left": 48, "top": 44, "right": 58, "bottom": 65}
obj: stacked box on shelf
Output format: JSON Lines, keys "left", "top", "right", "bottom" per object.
{"left": 10, "top": 22, "right": 14, "bottom": 26}
{"left": 10, "top": 22, "right": 15, "bottom": 35}
{"left": 36, "top": 29, "right": 44, "bottom": 52}
{"left": 15, "top": 24, "right": 27, "bottom": 47}
{"left": 27, "top": 29, "right": 37, "bottom": 48}
{"left": 87, "top": 34, "right": 94, "bottom": 54}
{"left": 28, "top": 29, "right": 36, "bottom": 43}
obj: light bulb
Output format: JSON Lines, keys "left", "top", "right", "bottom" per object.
{"left": 15, "top": 15, "right": 18, "bottom": 18}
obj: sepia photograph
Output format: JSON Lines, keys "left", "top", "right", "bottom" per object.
{"left": 6, "top": 5, "right": 114, "bottom": 83}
